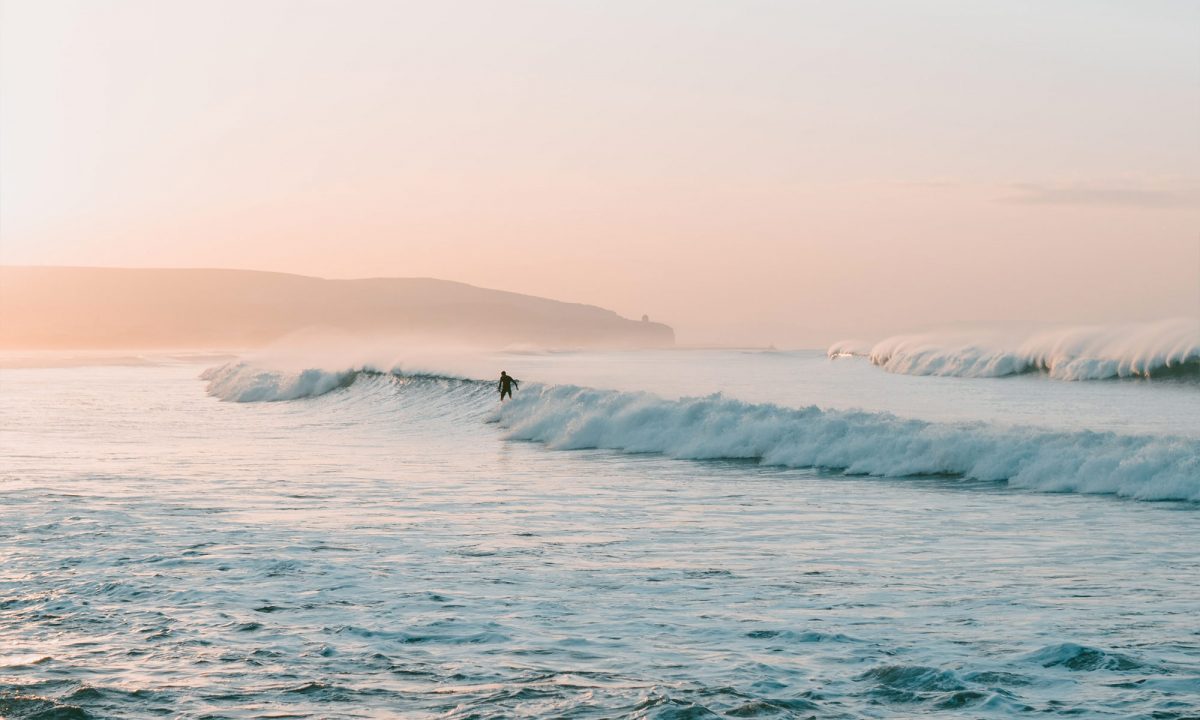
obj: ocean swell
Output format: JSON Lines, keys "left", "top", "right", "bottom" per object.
{"left": 202, "top": 361, "right": 1200, "bottom": 502}
{"left": 829, "top": 319, "right": 1200, "bottom": 380}
{"left": 496, "top": 385, "right": 1200, "bottom": 501}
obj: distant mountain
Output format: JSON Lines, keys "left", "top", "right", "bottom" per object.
{"left": 0, "top": 267, "right": 674, "bottom": 350}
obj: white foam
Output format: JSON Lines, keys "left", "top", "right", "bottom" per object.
{"left": 829, "top": 319, "right": 1200, "bottom": 380}
{"left": 496, "top": 384, "right": 1200, "bottom": 501}
{"left": 201, "top": 362, "right": 358, "bottom": 402}
{"left": 202, "top": 351, "right": 1200, "bottom": 501}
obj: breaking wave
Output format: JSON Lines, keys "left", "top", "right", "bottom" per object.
{"left": 202, "top": 363, "right": 360, "bottom": 402}
{"left": 203, "top": 361, "right": 1200, "bottom": 502}
{"left": 829, "top": 319, "right": 1200, "bottom": 380}
{"left": 201, "top": 362, "right": 478, "bottom": 402}
{"left": 496, "top": 384, "right": 1200, "bottom": 502}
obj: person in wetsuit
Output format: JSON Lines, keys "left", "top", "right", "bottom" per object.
{"left": 498, "top": 370, "right": 519, "bottom": 401}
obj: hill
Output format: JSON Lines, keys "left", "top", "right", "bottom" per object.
{"left": 0, "top": 267, "right": 674, "bottom": 350}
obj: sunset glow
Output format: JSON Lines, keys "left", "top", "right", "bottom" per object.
{"left": 3, "top": 0, "right": 1197, "bottom": 345}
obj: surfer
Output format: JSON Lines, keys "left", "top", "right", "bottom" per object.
{"left": 498, "top": 371, "right": 519, "bottom": 401}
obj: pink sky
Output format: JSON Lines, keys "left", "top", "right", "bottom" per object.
{"left": 2, "top": 0, "right": 1198, "bottom": 345}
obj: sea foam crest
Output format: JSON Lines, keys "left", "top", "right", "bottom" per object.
{"left": 201, "top": 361, "right": 481, "bottom": 402}
{"left": 496, "top": 385, "right": 1200, "bottom": 501}
{"left": 201, "top": 362, "right": 359, "bottom": 402}
{"left": 829, "top": 319, "right": 1200, "bottom": 380}
{"left": 203, "top": 360, "right": 1200, "bottom": 501}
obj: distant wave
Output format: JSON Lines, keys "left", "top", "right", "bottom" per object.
{"left": 203, "top": 361, "right": 1200, "bottom": 502}
{"left": 829, "top": 319, "right": 1200, "bottom": 380}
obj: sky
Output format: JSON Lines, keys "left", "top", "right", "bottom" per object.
{"left": 2, "top": 0, "right": 1198, "bottom": 346}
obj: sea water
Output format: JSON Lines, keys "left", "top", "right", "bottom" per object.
{"left": 1, "top": 350, "right": 1198, "bottom": 718}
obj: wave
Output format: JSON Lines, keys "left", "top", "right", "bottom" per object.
{"left": 202, "top": 363, "right": 360, "bottom": 402}
{"left": 201, "top": 362, "right": 481, "bottom": 402}
{"left": 202, "top": 361, "right": 1200, "bottom": 502}
{"left": 828, "top": 319, "right": 1200, "bottom": 381}
{"left": 1023, "top": 643, "right": 1146, "bottom": 672}
{"left": 496, "top": 384, "right": 1200, "bottom": 501}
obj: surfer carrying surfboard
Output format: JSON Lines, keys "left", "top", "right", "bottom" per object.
{"left": 498, "top": 371, "right": 519, "bottom": 401}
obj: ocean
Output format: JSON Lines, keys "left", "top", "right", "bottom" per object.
{"left": 1, "top": 345, "right": 1198, "bottom": 718}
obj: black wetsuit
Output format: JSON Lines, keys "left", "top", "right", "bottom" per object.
{"left": 498, "top": 374, "right": 518, "bottom": 400}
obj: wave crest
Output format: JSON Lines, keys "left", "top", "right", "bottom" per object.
{"left": 201, "top": 361, "right": 482, "bottom": 402}
{"left": 496, "top": 385, "right": 1200, "bottom": 501}
{"left": 202, "top": 359, "right": 1200, "bottom": 502}
{"left": 202, "top": 363, "right": 361, "bottom": 402}
{"left": 829, "top": 319, "right": 1200, "bottom": 380}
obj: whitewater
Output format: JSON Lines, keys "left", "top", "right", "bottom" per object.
{"left": 829, "top": 318, "right": 1200, "bottom": 381}
{"left": 2, "top": 347, "right": 1199, "bottom": 718}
